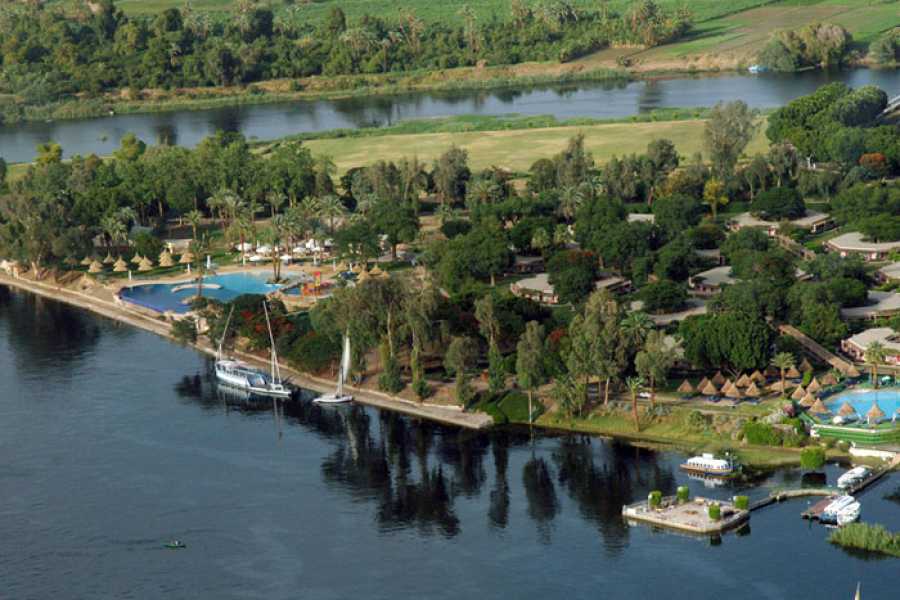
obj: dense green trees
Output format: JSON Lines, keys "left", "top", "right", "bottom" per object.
{"left": 750, "top": 186, "right": 805, "bottom": 220}
{"left": 546, "top": 250, "right": 598, "bottom": 305}
{"left": 679, "top": 312, "right": 772, "bottom": 371}
{"left": 759, "top": 22, "right": 852, "bottom": 71}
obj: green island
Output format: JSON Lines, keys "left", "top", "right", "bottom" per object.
{"left": 829, "top": 522, "right": 900, "bottom": 557}
{"left": 2, "top": 70, "right": 900, "bottom": 468}
{"left": 1, "top": 0, "right": 897, "bottom": 123}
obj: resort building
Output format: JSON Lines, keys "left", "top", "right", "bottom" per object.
{"left": 510, "top": 272, "right": 630, "bottom": 305}
{"left": 826, "top": 232, "right": 900, "bottom": 261}
{"left": 728, "top": 210, "right": 834, "bottom": 236}
{"left": 688, "top": 266, "right": 736, "bottom": 296}
{"left": 876, "top": 262, "right": 900, "bottom": 284}
{"left": 841, "top": 328, "right": 900, "bottom": 364}
{"left": 840, "top": 291, "right": 900, "bottom": 320}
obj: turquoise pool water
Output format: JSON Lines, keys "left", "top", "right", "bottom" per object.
{"left": 825, "top": 389, "right": 900, "bottom": 421}
{"left": 120, "top": 272, "right": 301, "bottom": 313}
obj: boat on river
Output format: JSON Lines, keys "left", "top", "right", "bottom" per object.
{"left": 836, "top": 502, "right": 861, "bottom": 526}
{"left": 214, "top": 304, "right": 292, "bottom": 399}
{"left": 837, "top": 466, "right": 870, "bottom": 490}
{"left": 314, "top": 334, "right": 353, "bottom": 404}
{"left": 820, "top": 495, "right": 856, "bottom": 524}
{"left": 679, "top": 453, "right": 736, "bottom": 477}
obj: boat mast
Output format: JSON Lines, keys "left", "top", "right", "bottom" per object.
{"left": 217, "top": 306, "right": 235, "bottom": 361}
{"left": 263, "top": 301, "right": 282, "bottom": 385}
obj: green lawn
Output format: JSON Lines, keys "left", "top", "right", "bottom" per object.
{"left": 303, "top": 118, "right": 769, "bottom": 174}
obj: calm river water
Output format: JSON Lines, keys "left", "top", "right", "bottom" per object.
{"left": 1, "top": 69, "right": 898, "bottom": 164}
{"left": 1, "top": 287, "right": 898, "bottom": 599}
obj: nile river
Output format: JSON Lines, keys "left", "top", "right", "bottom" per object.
{"left": 0, "top": 288, "right": 897, "bottom": 599}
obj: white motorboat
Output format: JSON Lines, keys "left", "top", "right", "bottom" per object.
{"left": 837, "top": 466, "right": 870, "bottom": 490}
{"left": 679, "top": 453, "right": 736, "bottom": 477}
{"left": 314, "top": 334, "right": 353, "bottom": 404}
{"left": 214, "top": 304, "right": 292, "bottom": 399}
{"left": 837, "top": 502, "right": 861, "bottom": 526}
{"left": 821, "top": 495, "right": 856, "bottom": 524}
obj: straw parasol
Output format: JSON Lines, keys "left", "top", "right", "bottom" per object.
{"left": 807, "top": 377, "right": 822, "bottom": 393}
{"left": 131, "top": 253, "right": 143, "bottom": 265}
{"left": 80, "top": 256, "right": 93, "bottom": 266}
{"left": 721, "top": 380, "right": 736, "bottom": 395}
{"left": 736, "top": 373, "right": 751, "bottom": 388}
{"left": 821, "top": 372, "right": 838, "bottom": 386}
{"left": 786, "top": 366, "right": 801, "bottom": 379}
{"left": 138, "top": 256, "right": 154, "bottom": 272}
{"left": 725, "top": 385, "right": 744, "bottom": 400}
{"left": 866, "top": 401, "right": 885, "bottom": 424}
{"left": 799, "top": 358, "right": 813, "bottom": 373}
{"left": 357, "top": 268, "right": 371, "bottom": 282}
{"left": 838, "top": 402, "right": 856, "bottom": 417}
{"left": 370, "top": 264, "right": 389, "bottom": 279}
{"left": 351, "top": 263, "right": 363, "bottom": 274}
{"left": 677, "top": 380, "right": 695, "bottom": 395}
{"left": 800, "top": 392, "right": 817, "bottom": 407}
{"left": 102, "top": 252, "right": 115, "bottom": 265}
{"left": 112, "top": 257, "right": 128, "bottom": 272}
{"left": 700, "top": 380, "right": 719, "bottom": 396}
{"left": 88, "top": 260, "right": 103, "bottom": 273}
{"left": 711, "top": 371, "right": 726, "bottom": 386}
{"left": 179, "top": 251, "right": 194, "bottom": 265}
{"left": 809, "top": 398, "right": 830, "bottom": 415}
{"left": 751, "top": 369, "right": 766, "bottom": 383}
{"left": 744, "top": 381, "right": 761, "bottom": 398}
{"left": 697, "top": 377, "right": 711, "bottom": 391}
{"left": 791, "top": 385, "right": 806, "bottom": 401}
{"left": 768, "top": 380, "right": 794, "bottom": 393}
{"left": 159, "top": 251, "right": 174, "bottom": 268}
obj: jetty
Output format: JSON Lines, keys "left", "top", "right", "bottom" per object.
{"left": 622, "top": 496, "right": 748, "bottom": 535}
{"left": 800, "top": 466, "right": 893, "bottom": 520}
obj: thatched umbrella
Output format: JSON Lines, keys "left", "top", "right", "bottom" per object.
{"left": 799, "top": 358, "right": 813, "bottom": 373}
{"left": 102, "top": 252, "right": 115, "bottom": 265}
{"left": 736, "top": 373, "right": 751, "bottom": 388}
{"left": 159, "top": 251, "right": 174, "bottom": 268}
{"left": 179, "top": 251, "right": 194, "bottom": 265}
{"left": 677, "top": 380, "right": 695, "bottom": 395}
{"left": 725, "top": 385, "right": 744, "bottom": 400}
{"left": 838, "top": 402, "right": 856, "bottom": 417}
{"left": 88, "top": 260, "right": 103, "bottom": 273}
{"left": 112, "top": 257, "right": 128, "bottom": 272}
{"left": 800, "top": 392, "right": 817, "bottom": 407}
{"left": 80, "top": 256, "right": 93, "bottom": 267}
{"left": 131, "top": 253, "right": 143, "bottom": 265}
{"left": 697, "top": 377, "right": 712, "bottom": 391}
{"left": 744, "top": 381, "right": 762, "bottom": 398}
{"left": 751, "top": 369, "right": 766, "bottom": 383}
{"left": 821, "top": 372, "right": 838, "bottom": 386}
{"left": 700, "top": 380, "right": 719, "bottom": 396}
{"left": 351, "top": 263, "right": 364, "bottom": 274}
{"left": 370, "top": 264, "right": 389, "bottom": 279}
{"left": 866, "top": 401, "right": 886, "bottom": 424}
{"left": 711, "top": 371, "right": 726, "bottom": 386}
{"left": 809, "top": 398, "right": 830, "bottom": 415}
{"left": 138, "top": 256, "right": 154, "bottom": 272}
{"left": 791, "top": 385, "right": 806, "bottom": 401}
{"left": 768, "top": 380, "right": 794, "bottom": 393}
{"left": 807, "top": 377, "right": 822, "bottom": 393}
{"left": 786, "top": 366, "right": 801, "bottom": 379}
{"left": 721, "top": 380, "right": 736, "bottom": 395}
{"left": 357, "top": 268, "right": 371, "bottom": 282}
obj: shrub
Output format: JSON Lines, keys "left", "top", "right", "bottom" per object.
{"left": 440, "top": 219, "right": 472, "bottom": 239}
{"left": 800, "top": 446, "right": 826, "bottom": 470}
{"left": 688, "top": 410, "right": 709, "bottom": 432}
{"left": 499, "top": 391, "right": 539, "bottom": 422}
{"left": 676, "top": 485, "right": 690, "bottom": 503}
{"left": 171, "top": 317, "right": 197, "bottom": 345}
{"left": 742, "top": 420, "right": 783, "bottom": 446}
{"left": 288, "top": 332, "right": 340, "bottom": 373}
{"left": 132, "top": 231, "right": 164, "bottom": 261}
{"left": 829, "top": 523, "right": 900, "bottom": 558}
{"left": 750, "top": 186, "right": 805, "bottom": 220}
{"left": 708, "top": 502, "right": 721, "bottom": 521}
{"left": 733, "top": 495, "right": 749, "bottom": 510}
{"left": 648, "top": 490, "right": 663, "bottom": 508}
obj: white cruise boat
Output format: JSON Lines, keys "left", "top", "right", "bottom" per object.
{"left": 837, "top": 502, "right": 861, "bottom": 526}
{"left": 679, "top": 453, "right": 736, "bottom": 476}
{"left": 214, "top": 304, "right": 292, "bottom": 399}
{"left": 314, "top": 334, "right": 353, "bottom": 404}
{"left": 837, "top": 467, "right": 870, "bottom": 490}
{"left": 821, "top": 495, "right": 856, "bottom": 524}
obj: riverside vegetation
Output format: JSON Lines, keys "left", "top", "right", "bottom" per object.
{"left": 1, "top": 84, "right": 899, "bottom": 464}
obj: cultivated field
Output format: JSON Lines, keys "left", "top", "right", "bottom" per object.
{"left": 302, "top": 118, "right": 770, "bottom": 174}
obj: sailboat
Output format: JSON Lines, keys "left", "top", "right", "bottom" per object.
{"left": 314, "top": 334, "right": 353, "bottom": 404}
{"left": 214, "top": 303, "right": 292, "bottom": 399}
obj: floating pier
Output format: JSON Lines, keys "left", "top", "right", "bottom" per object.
{"left": 622, "top": 496, "right": 749, "bottom": 535}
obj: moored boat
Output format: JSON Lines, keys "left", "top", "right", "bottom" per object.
{"left": 836, "top": 502, "right": 861, "bottom": 526}
{"left": 679, "top": 453, "right": 736, "bottom": 476}
{"left": 837, "top": 467, "right": 870, "bottom": 490}
{"left": 314, "top": 334, "right": 353, "bottom": 404}
{"left": 821, "top": 495, "right": 856, "bottom": 524}
{"left": 214, "top": 304, "right": 292, "bottom": 399}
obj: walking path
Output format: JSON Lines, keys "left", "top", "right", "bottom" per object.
{"left": 778, "top": 325, "right": 860, "bottom": 377}
{"left": 0, "top": 272, "right": 492, "bottom": 430}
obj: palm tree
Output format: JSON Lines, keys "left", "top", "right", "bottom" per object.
{"left": 864, "top": 341, "right": 887, "bottom": 388}
{"left": 266, "top": 191, "right": 286, "bottom": 218}
{"left": 318, "top": 194, "right": 346, "bottom": 235}
{"left": 621, "top": 311, "right": 654, "bottom": 354}
{"left": 626, "top": 376, "right": 645, "bottom": 431}
{"left": 635, "top": 330, "right": 676, "bottom": 410}
{"left": 298, "top": 196, "right": 322, "bottom": 239}
{"left": 186, "top": 209, "right": 203, "bottom": 242}
{"left": 558, "top": 185, "right": 583, "bottom": 222}
{"left": 101, "top": 214, "right": 127, "bottom": 253}
{"left": 228, "top": 208, "right": 254, "bottom": 263}
{"left": 770, "top": 352, "right": 795, "bottom": 398}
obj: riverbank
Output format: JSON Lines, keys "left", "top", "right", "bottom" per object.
{"left": 0, "top": 271, "right": 492, "bottom": 430}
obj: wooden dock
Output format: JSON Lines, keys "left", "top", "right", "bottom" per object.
{"left": 800, "top": 467, "right": 892, "bottom": 520}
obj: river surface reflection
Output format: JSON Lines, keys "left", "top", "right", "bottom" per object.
{"left": 0, "top": 287, "right": 897, "bottom": 599}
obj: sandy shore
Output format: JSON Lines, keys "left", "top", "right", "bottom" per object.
{"left": 0, "top": 271, "right": 493, "bottom": 430}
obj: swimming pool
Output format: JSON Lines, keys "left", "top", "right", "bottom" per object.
{"left": 120, "top": 271, "right": 303, "bottom": 314}
{"left": 825, "top": 389, "right": 900, "bottom": 420}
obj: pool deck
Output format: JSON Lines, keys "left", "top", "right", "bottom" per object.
{"left": 623, "top": 496, "right": 749, "bottom": 535}
{"left": 0, "top": 270, "right": 493, "bottom": 431}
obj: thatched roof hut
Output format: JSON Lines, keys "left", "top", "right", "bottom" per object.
{"left": 768, "top": 380, "right": 794, "bottom": 393}
{"left": 711, "top": 371, "right": 726, "bottom": 386}
{"left": 357, "top": 269, "right": 371, "bottom": 282}
{"left": 821, "top": 372, "right": 838, "bottom": 386}
{"left": 736, "top": 373, "right": 751, "bottom": 388}
{"left": 838, "top": 402, "right": 856, "bottom": 417}
{"left": 810, "top": 398, "right": 830, "bottom": 415}
{"left": 799, "top": 358, "right": 813, "bottom": 373}
{"left": 677, "top": 380, "right": 695, "bottom": 395}
{"left": 131, "top": 254, "right": 143, "bottom": 265}
{"left": 697, "top": 377, "right": 711, "bottom": 391}
{"left": 80, "top": 256, "right": 94, "bottom": 267}
{"left": 112, "top": 257, "right": 128, "bottom": 272}
{"left": 179, "top": 251, "right": 194, "bottom": 265}
{"left": 800, "top": 392, "right": 817, "bottom": 407}
{"left": 102, "top": 252, "right": 115, "bottom": 265}
{"left": 807, "top": 377, "right": 822, "bottom": 393}
{"left": 88, "top": 260, "right": 103, "bottom": 273}
{"left": 751, "top": 370, "right": 766, "bottom": 383}
{"left": 137, "top": 257, "right": 154, "bottom": 272}
{"left": 867, "top": 401, "right": 885, "bottom": 423}
{"left": 786, "top": 366, "right": 801, "bottom": 379}
{"left": 159, "top": 252, "right": 174, "bottom": 268}
{"left": 791, "top": 385, "right": 806, "bottom": 401}
{"left": 721, "top": 380, "right": 736, "bottom": 395}
{"left": 744, "top": 381, "right": 761, "bottom": 397}
{"left": 700, "top": 381, "right": 719, "bottom": 396}
{"left": 725, "top": 385, "right": 744, "bottom": 399}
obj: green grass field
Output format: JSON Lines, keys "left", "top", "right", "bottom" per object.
{"left": 302, "top": 117, "right": 769, "bottom": 174}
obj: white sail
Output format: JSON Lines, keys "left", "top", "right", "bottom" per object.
{"left": 340, "top": 334, "right": 351, "bottom": 385}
